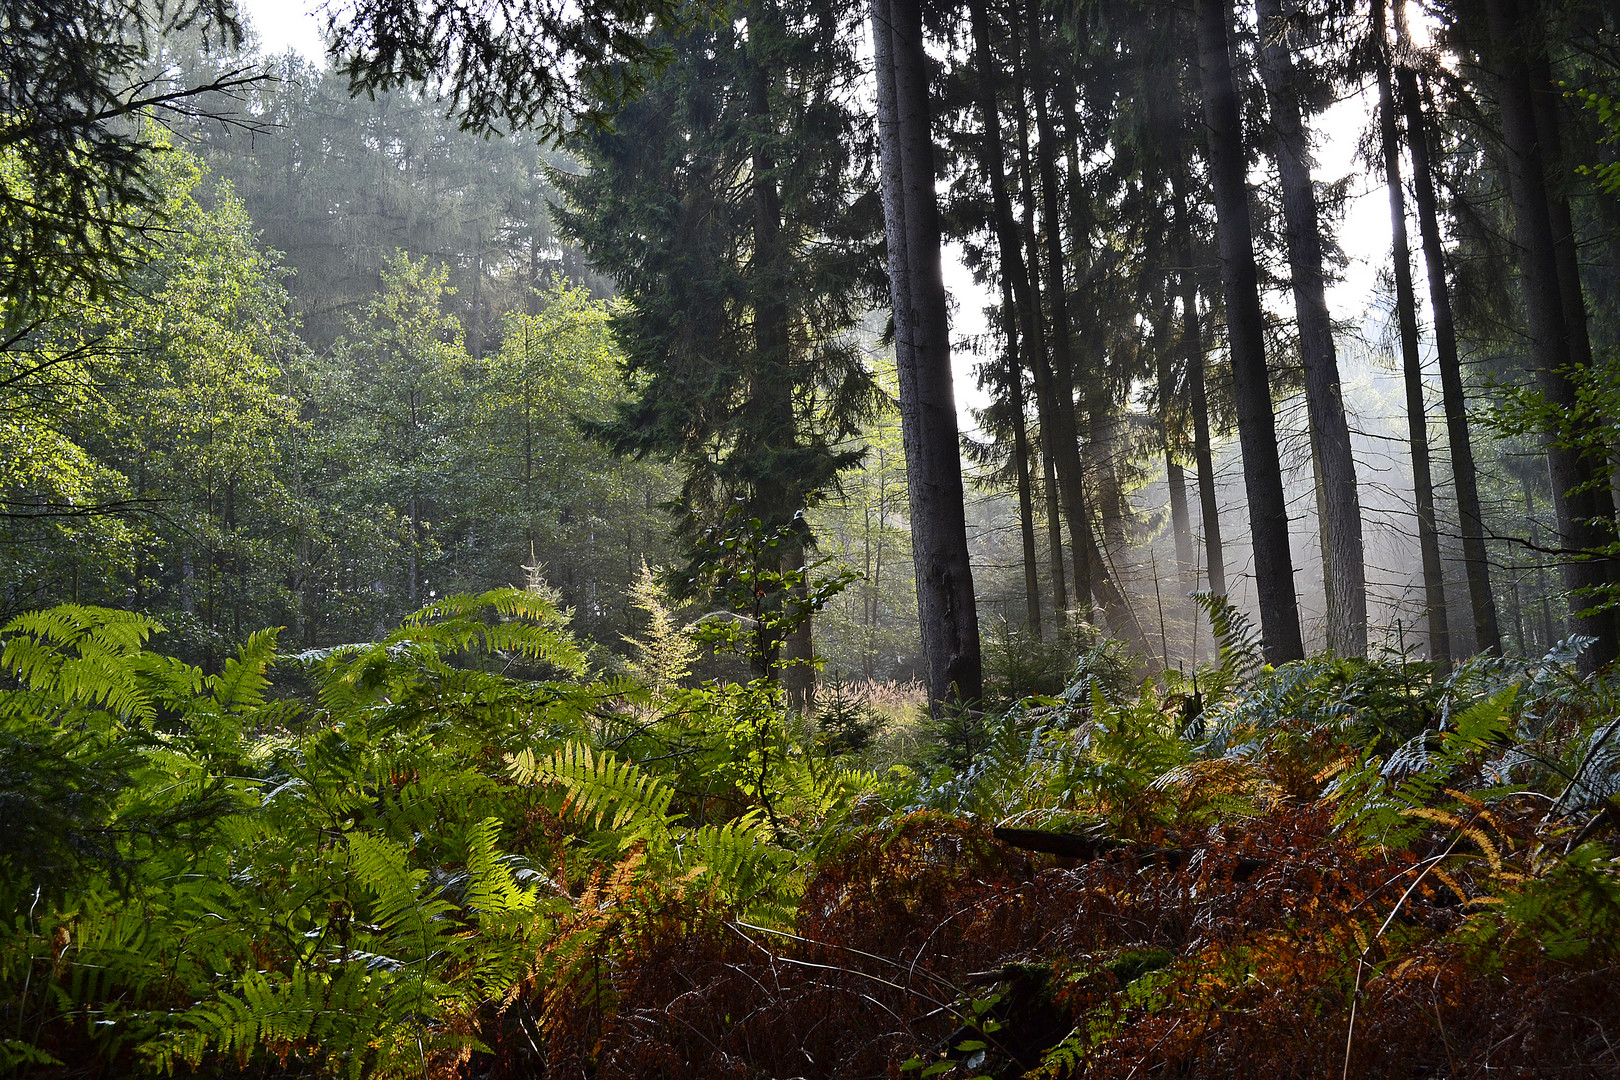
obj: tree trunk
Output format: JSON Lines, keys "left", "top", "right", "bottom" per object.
{"left": 1483, "top": 0, "right": 1618, "bottom": 669}
{"left": 1527, "top": 42, "right": 1620, "bottom": 586}
{"left": 1022, "top": 3, "right": 1095, "bottom": 615}
{"left": 1185, "top": 280, "right": 1227, "bottom": 599}
{"left": 1041, "top": 429, "right": 1068, "bottom": 614}
{"left": 1395, "top": 2, "right": 1500, "bottom": 654}
{"left": 1012, "top": 147, "right": 1070, "bottom": 618}
{"left": 1192, "top": 0, "right": 1303, "bottom": 662}
{"left": 1155, "top": 294, "right": 1196, "bottom": 584}
{"left": 1004, "top": 280, "right": 1044, "bottom": 639}
{"left": 971, "top": 0, "right": 1041, "bottom": 638}
{"left": 1253, "top": 0, "right": 1366, "bottom": 657}
{"left": 870, "top": 0, "right": 982, "bottom": 709}
{"left": 1374, "top": 0, "right": 1450, "bottom": 665}
{"left": 746, "top": 27, "right": 814, "bottom": 705}
{"left": 1172, "top": 176, "right": 1228, "bottom": 599}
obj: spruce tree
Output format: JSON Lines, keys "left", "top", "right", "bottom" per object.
{"left": 557, "top": 3, "right": 882, "bottom": 687}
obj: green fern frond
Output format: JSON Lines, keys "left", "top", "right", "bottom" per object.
{"left": 1191, "top": 591, "right": 1265, "bottom": 697}
{"left": 392, "top": 589, "right": 587, "bottom": 673}
{"left": 347, "top": 832, "right": 458, "bottom": 958}
{"left": 509, "top": 742, "right": 677, "bottom": 841}
{"left": 1, "top": 605, "right": 173, "bottom": 723}
{"left": 462, "top": 816, "right": 535, "bottom": 918}
{"left": 205, "top": 627, "right": 280, "bottom": 713}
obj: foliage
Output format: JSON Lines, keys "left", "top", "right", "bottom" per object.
{"left": 0, "top": 591, "right": 890, "bottom": 1077}
{"left": 327, "top": 0, "right": 711, "bottom": 145}
{"left": 512, "top": 624, "right": 1620, "bottom": 1080}
{"left": 558, "top": 2, "right": 883, "bottom": 552}
{"left": 2, "top": 593, "right": 1618, "bottom": 1078}
{"left": 1, "top": 0, "right": 256, "bottom": 318}
{"left": 686, "top": 509, "right": 859, "bottom": 677}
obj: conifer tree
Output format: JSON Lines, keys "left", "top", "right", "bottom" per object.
{"left": 1252, "top": 0, "right": 1368, "bottom": 657}
{"left": 1192, "top": 0, "right": 1305, "bottom": 663}
{"left": 870, "top": 0, "right": 984, "bottom": 710}
{"left": 558, "top": 3, "right": 882, "bottom": 690}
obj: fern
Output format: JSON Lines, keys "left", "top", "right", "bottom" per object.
{"left": 204, "top": 627, "right": 279, "bottom": 713}
{"left": 1191, "top": 591, "right": 1265, "bottom": 703}
{"left": 510, "top": 742, "right": 678, "bottom": 843}
{"left": 348, "top": 831, "right": 459, "bottom": 961}
{"left": 0, "top": 605, "right": 174, "bottom": 724}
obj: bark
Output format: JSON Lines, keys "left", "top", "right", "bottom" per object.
{"left": 1253, "top": 0, "right": 1366, "bottom": 657}
{"left": 1192, "top": 0, "right": 1303, "bottom": 662}
{"left": 1172, "top": 174, "right": 1228, "bottom": 598}
{"left": 1023, "top": 2, "right": 1095, "bottom": 614}
{"left": 970, "top": 0, "right": 1042, "bottom": 638}
{"left": 1395, "top": 2, "right": 1500, "bottom": 654}
{"left": 1374, "top": 0, "right": 1450, "bottom": 665}
{"left": 870, "top": 0, "right": 983, "bottom": 708}
{"left": 996, "top": 271, "right": 1043, "bottom": 639}
{"left": 1012, "top": 50, "right": 1079, "bottom": 617}
{"left": 1483, "top": 0, "right": 1618, "bottom": 669}
{"left": 1155, "top": 294, "right": 1196, "bottom": 584}
{"left": 1042, "top": 432, "right": 1068, "bottom": 613}
{"left": 1007, "top": 125, "right": 1069, "bottom": 616}
{"left": 1168, "top": 462, "right": 1193, "bottom": 580}
{"left": 1527, "top": 46, "right": 1620, "bottom": 550}
{"left": 1057, "top": 80, "right": 1127, "bottom": 578}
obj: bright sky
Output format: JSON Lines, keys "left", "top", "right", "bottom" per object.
{"left": 233, "top": 0, "right": 1398, "bottom": 435}
{"left": 236, "top": 0, "right": 328, "bottom": 60}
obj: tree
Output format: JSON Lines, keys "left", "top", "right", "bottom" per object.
{"left": 1393, "top": 0, "right": 1500, "bottom": 655}
{"left": 456, "top": 281, "right": 676, "bottom": 641}
{"left": 2, "top": 146, "right": 307, "bottom": 653}
{"left": 332, "top": 254, "right": 471, "bottom": 610}
{"left": 328, "top": 0, "right": 707, "bottom": 143}
{"left": 1481, "top": 0, "right": 1618, "bottom": 667}
{"left": 1191, "top": 0, "right": 1305, "bottom": 663}
{"left": 870, "top": 0, "right": 984, "bottom": 710}
{"left": 173, "top": 50, "right": 601, "bottom": 353}
{"left": 968, "top": 0, "right": 1043, "bottom": 639}
{"left": 1, "top": 0, "right": 260, "bottom": 320}
{"left": 1252, "top": 0, "right": 1368, "bottom": 657}
{"left": 1372, "top": 0, "right": 1450, "bottom": 664}
{"left": 557, "top": 4, "right": 881, "bottom": 693}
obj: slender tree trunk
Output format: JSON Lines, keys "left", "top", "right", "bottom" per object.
{"left": 1374, "top": 0, "right": 1450, "bottom": 665}
{"left": 871, "top": 0, "right": 982, "bottom": 709}
{"left": 747, "top": 27, "right": 814, "bottom": 707}
{"left": 1012, "top": 131, "right": 1069, "bottom": 618}
{"left": 1528, "top": 472, "right": 1554, "bottom": 650}
{"left": 1172, "top": 177, "right": 1228, "bottom": 598}
{"left": 1253, "top": 0, "right": 1366, "bottom": 657}
{"left": 1396, "top": 4, "right": 1500, "bottom": 653}
{"left": 1483, "top": 0, "right": 1618, "bottom": 669}
{"left": 1042, "top": 432, "right": 1068, "bottom": 613}
{"left": 1012, "top": 48, "right": 1076, "bottom": 618}
{"left": 1155, "top": 294, "right": 1196, "bottom": 583}
{"left": 1186, "top": 281, "right": 1227, "bottom": 599}
{"left": 1192, "top": 0, "right": 1303, "bottom": 662}
{"left": 1022, "top": 4, "right": 1094, "bottom": 615}
{"left": 1004, "top": 280, "right": 1044, "bottom": 638}
{"left": 1168, "top": 461, "right": 1193, "bottom": 577}
{"left": 971, "top": 0, "right": 1041, "bottom": 638}
{"left": 409, "top": 491, "right": 419, "bottom": 606}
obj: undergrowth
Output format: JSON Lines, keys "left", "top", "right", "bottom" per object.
{"left": 1, "top": 594, "right": 1617, "bottom": 1078}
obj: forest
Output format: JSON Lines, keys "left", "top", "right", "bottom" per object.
{"left": 2, "top": 0, "right": 1619, "bottom": 1075}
